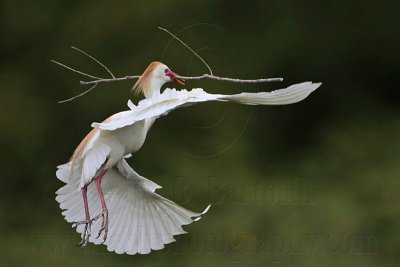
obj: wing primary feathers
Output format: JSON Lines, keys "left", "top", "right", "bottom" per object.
{"left": 92, "top": 82, "right": 321, "bottom": 131}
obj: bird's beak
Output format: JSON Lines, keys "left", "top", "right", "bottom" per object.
{"left": 166, "top": 70, "right": 185, "bottom": 86}
{"left": 175, "top": 77, "right": 185, "bottom": 86}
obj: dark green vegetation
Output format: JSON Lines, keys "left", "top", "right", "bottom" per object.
{"left": 1, "top": 1, "right": 399, "bottom": 266}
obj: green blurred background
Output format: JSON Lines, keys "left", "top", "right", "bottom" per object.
{"left": 1, "top": 0, "right": 399, "bottom": 266}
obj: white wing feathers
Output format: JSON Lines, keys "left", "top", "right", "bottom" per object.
{"left": 57, "top": 145, "right": 111, "bottom": 189}
{"left": 55, "top": 158, "right": 211, "bottom": 255}
{"left": 56, "top": 161, "right": 84, "bottom": 184}
{"left": 221, "top": 81, "right": 322, "bottom": 105}
{"left": 92, "top": 88, "right": 221, "bottom": 131}
{"left": 114, "top": 156, "right": 161, "bottom": 192}
{"left": 56, "top": 162, "right": 75, "bottom": 183}
{"left": 92, "top": 82, "right": 321, "bottom": 131}
{"left": 80, "top": 143, "right": 111, "bottom": 189}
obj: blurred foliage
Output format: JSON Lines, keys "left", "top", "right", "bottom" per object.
{"left": 1, "top": 0, "right": 399, "bottom": 266}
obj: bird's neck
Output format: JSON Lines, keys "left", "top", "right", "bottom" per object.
{"left": 144, "top": 77, "right": 165, "bottom": 99}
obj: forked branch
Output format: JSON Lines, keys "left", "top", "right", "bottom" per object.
{"left": 79, "top": 74, "right": 283, "bottom": 86}
{"left": 158, "top": 27, "right": 213, "bottom": 75}
{"left": 52, "top": 27, "right": 283, "bottom": 103}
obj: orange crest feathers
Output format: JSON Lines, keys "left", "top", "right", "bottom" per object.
{"left": 132, "top": 61, "right": 162, "bottom": 96}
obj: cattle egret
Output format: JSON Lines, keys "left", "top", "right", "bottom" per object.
{"left": 56, "top": 61, "right": 321, "bottom": 254}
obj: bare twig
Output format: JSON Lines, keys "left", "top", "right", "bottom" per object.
{"left": 58, "top": 84, "right": 97, "bottom": 103}
{"left": 51, "top": 60, "right": 103, "bottom": 80}
{"left": 71, "top": 46, "right": 116, "bottom": 78}
{"left": 158, "top": 26, "right": 213, "bottom": 75}
{"left": 177, "top": 74, "right": 283, "bottom": 83}
{"left": 80, "top": 74, "right": 283, "bottom": 85}
{"left": 52, "top": 26, "right": 284, "bottom": 104}
{"left": 79, "top": 75, "right": 140, "bottom": 85}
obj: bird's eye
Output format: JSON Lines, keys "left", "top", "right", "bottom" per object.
{"left": 164, "top": 69, "right": 169, "bottom": 74}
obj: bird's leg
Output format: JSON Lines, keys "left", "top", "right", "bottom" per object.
{"left": 92, "top": 169, "right": 109, "bottom": 243}
{"left": 72, "top": 185, "right": 91, "bottom": 247}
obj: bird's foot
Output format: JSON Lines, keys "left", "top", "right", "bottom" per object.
{"left": 73, "top": 219, "right": 92, "bottom": 248}
{"left": 92, "top": 208, "right": 109, "bottom": 243}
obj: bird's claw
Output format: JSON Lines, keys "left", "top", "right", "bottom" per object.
{"left": 73, "top": 219, "right": 92, "bottom": 248}
{"left": 72, "top": 208, "right": 108, "bottom": 247}
{"left": 93, "top": 208, "right": 109, "bottom": 243}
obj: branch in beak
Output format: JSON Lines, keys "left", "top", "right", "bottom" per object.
{"left": 174, "top": 77, "right": 185, "bottom": 86}
{"left": 166, "top": 70, "right": 185, "bottom": 86}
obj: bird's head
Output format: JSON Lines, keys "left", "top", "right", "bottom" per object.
{"left": 132, "top": 61, "right": 185, "bottom": 98}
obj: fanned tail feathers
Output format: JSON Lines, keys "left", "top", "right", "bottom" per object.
{"left": 55, "top": 158, "right": 210, "bottom": 255}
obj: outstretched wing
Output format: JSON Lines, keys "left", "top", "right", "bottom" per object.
{"left": 92, "top": 82, "right": 321, "bottom": 131}
{"left": 91, "top": 88, "right": 223, "bottom": 131}
{"left": 56, "top": 157, "right": 210, "bottom": 255}
{"left": 221, "top": 81, "right": 321, "bottom": 105}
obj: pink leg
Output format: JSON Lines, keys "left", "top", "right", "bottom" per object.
{"left": 95, "top": 170, "right": 108, "bottom": 209}
{"left": 74, "top": 185, "right": 92, "bottom": 247}
{"left": 82, "top": 186, "right": 90, "bottom": 221}
{"left": 73, "top": 169, "right": 109, "bottom": 247}
{"left": 93, "top": 169, "right": 109, "bottom": 242}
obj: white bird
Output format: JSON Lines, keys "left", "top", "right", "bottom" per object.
{"left": 56, "top": 61, "right": 321, "bottom": 255}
